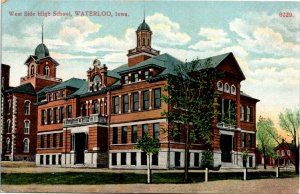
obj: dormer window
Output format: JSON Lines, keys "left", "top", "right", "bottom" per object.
{"left": 133, "top": 73, "right": 139, "bottom": 83}
{"left": 231, "top": 85, "right": 236, "bottom": 95}
{"left": 124, "top": 75, "right": 129, "bottom": 84}
{"left": 48, "top": 94, "right": 52, "bottom": 101}
{"left": 144, "top": 71, "right": 150, "bottom": 79}
{"left": 44, "top": 66, "right": 50, "bottom": 76}
{"left": 217, "top": 81, "right": 223, "bottom": 91}
{"left": 54, "top": 92, "right": 59, "bottom": 100}
{"left": 224, "top": 83, "right": 230, "bottom": 93}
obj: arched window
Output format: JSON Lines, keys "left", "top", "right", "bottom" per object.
{"left": 81, "top": 104, "right": 87, "bottom": 117}
{"left": 92, "top": 101, "right": 99, "bottom": 114}
{"left": 281, "top": 150, "right": 285, "bottom": 156}
{"left": 217, "top": 81, "right": 223, "bottom": 91}
{"left": 24, "top": 101, "right": 31, "bottom": 115}
{"left": 44, "top": 66, "right": 50, "bottom": 76}
{"left": 6, "top": 138, "right": 10, "bottom": 152}
{"left": 224, "top": 83, "right": 230, "bottom": 93}
{"left": 30, "top": 65, "right": 35, "bottom": 75}
{"left": 92, "top": 75, "right": 101, "bottom": 91}
{"left": 7, "top": 119, "right": 11, "bottom": 133}
{"left": 24, "top": 120, "right": 30, "bottom": 134}
{"left": 23, "top": 138, "right": 29, "bottom": 153}
{"left": 231, "top": 85, "right": 236, "bottom": 95}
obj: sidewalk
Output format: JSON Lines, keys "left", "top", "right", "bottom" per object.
{"left": 1, "top": 178, "right": 298, "bottom": 193}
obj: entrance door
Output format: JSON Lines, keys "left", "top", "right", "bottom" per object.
{"left": 220, "top": 134, "right": 232, "bottom": 162}
{"left": 75, "top": 133, "right": 86, "bottom": 164}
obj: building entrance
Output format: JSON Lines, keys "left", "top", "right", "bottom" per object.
{"left": 220, "top": 134, "right": 232, "bottom": 162}
{"left": 75, "top": 133, "right": 86, "bottom": 164}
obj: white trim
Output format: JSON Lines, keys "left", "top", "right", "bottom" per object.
{"left": 219, "top": 130, "right": 234, "bottom": 136}
{"left": 224, "top": 82, "right": 230, "bottom": 93}
{"left": 110, "top": 118, "right": 167, "bottom": 127}
{"left": 24, "top": 100, "right": 31, "bottom": 115}
{"left": 241, "top": 130, "right": 255, "bottom": 134}
{"left": 24, "top": 119, "right": 30, "bottom": 134}
{"left": 23, "top": 138, "right": 30, "bottom": 153}
{"left": 230, "top": 84, "right": 236, "bottom": 95}
{"left": 217, "top": 80, "right": 223, "bottom": 91}
{"left": 38, "top": 130, "right": 63, "bottom": 135}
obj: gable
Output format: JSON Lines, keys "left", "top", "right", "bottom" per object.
{"left": 216, "top": 53, "right": 245, "bottom": 81}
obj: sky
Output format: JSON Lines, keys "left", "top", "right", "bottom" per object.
{"left": 1, "top": 0, "right": 299, "bottom": 137}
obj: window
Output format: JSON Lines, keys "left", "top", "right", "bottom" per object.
{"left": 152, "top": 153, "right": 158, "bottom": 166}
{"left": 142, "top": 124, "right": 148, "bottom": 138}
{"left": 40, "top": 155, "right": 44, "bottom": 165}
{"left": 112, "top": 153, "right": 117, "bottom": 165}
{"left": 241, "top": 133, "right": 245, "bottom": 148}
{"left": 132, "top": 125, "right": 137, "bottom": 143}
{"left": 131, "top": 152, "right": 136, "bottom": 165}
{"left": 48, "top": 94, "right": 53, "bottom": 101}
{"left": 113, "top": 96, "right": 119, "bottom": 114}
{"left": 6, "top": 138, "right": 10, "bottom": 152}
{"left": 133, "top": 73, "right": 139, "bottom": 82}
{"left": 52, "top": 155, "right": 56, "bottom": 165}
{"left": 224, "top": 83, "right": 230, "bottom": 93}
{"left": 53, "top": 134, "right": 57, "bottom": 148}
{"left": 24, "top": 120, "right": 30, "bottom": 134}
{"left": 281, "top": 150, "right": 285, "bottom": 156}
{"left": 231, "top": 85, "right": 236, "bottom": 95}
{"left": 23, "top": 138, "right": 29, "bottom": 153}
{"left": 217, "top": 81, "right": 223, "bottom": 91}
{"left": 46, "top": 155, "right": 50, "bottom": 165}
{"left": 92, "top": 101, "right": 99, "bottom": 114}
{"left": 121, "top": 153, "right": 126, "bottom": 165}
{"left": 132, "top": 92, "right": 139, "bottom": 112}
{"left": 248, "top": 134, "right": 252, "bottom": 148}
{"left": 47, "top": 109, "right": 52, "bottom": 124}
{"left": 142, "top": 90, "right": 149, "bottom": 110}
{"left": 144, "top": 71, "right": 150, "bottom": 79}
{"left": 175, "top": 152, "right": 181, "bottom": 167}
{"left": 287, "top": 150, "right": 290, "bottom": 156}
{"left": 60, "top": 107, "right": 65, "bottom": 122}
{"left": 40, "top": 135, "right": 44, "bottom": 148}
{"left": 81, "top": 105, "right": 87, "bottom": 116}
{"left": 194, "top": 153, "right": 199, "bottom": 167}
{"left": 121, "top": 126, "right": 127, "bottom": 144}
{"left": 124, "top": 75, "right": 129, "bottom": 84}
{"left": 61, "top": 91, "right": 65, "bottom": 97}
{"left": 24, "top": 101, "right": 30, "bottom": 115}
{"left": 112, "top": 127, "right": 118, "bottom": 144}
{"left": 8, "top": 100, "right": 11, "bottom": 112}
{"left": 122, "top": 94, "right": 129, "bottom": 113}
{"left": 92, "top": 75, "right": 101, "bottom": 91}
{"left": 44, "top": 66, "right": 50, "bottom": 76}
{"left": 58, "top": 155, "right": 62, "bottom": 165}
{"left": 47, "top": 134, "right": 50, "bottom": 148}
{"left": 154, "top": 88, "right": 161, "bottom": 108}
{"left": 67, "top": 105, "right": 72, "bottom": 118}
{"left": 54, "top": 92, "right": 58, "bottom": 100}
{"left": 53, "top": 108, "right": 58, "bottom": 124}
{"left": 6, "top": 119, "right": 11, "bottom": 133}
{"left": 240, "top": 105, "right": 245, "bottom": 121}
{"left": 42, "top": 110, "right": 46, "bottom": 125}
{"left": 153, "top": 123, "right": 159, "bottom": 139}
{"left": 141, "top": 152, "right": 147, "bottom": 165}
{"left": 59, "top": 133, "right": 63, "bottom": 147}
{"left": 30, "top": 65, "right": 35, "bottom": 75}
{"left": 247, "top": 107, "right": 252, "bottom": 122}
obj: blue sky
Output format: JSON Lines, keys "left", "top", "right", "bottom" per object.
{"left": 1, "top": 0, "right": 299, "bottom": 132}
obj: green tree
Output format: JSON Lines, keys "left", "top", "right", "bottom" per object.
{"left": 278, "top": 109, "right": 299, "bottom": 174}
{"left": 136, "top": 135, "right": 160, "bottom": 183}
{"left": 256, "top": 116, "right": 278, "bottom": 169}
{"left": 162, "top": 58, "right": 219, "bottom": 183}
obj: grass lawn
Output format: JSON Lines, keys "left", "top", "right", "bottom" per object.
{"left": 1, "top": 171, "right": 298, "bottom": 185}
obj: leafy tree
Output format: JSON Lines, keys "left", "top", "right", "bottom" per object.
{"left": 201, "top": 150, "right": 214, "bottom": 168}
{"left": 136, "top": 135, "right": 160, "bottom": 183}
{"left": 265, "top": 109, "right": 299, "bottom": 174}
{"left": 256, "top": 116, "right": 278, "bottom": 169}
{"left": 162, "top": 58, "right": 219, "bottom": 182}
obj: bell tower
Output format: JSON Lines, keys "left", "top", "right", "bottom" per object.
{"left": 127, "top": 17, "right": 160, "bottom": 67}
{"left": 20, "top": 24, "right": 61, "bottom": 91}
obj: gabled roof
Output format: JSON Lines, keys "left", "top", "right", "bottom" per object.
{"left": 5, "top": 83, "right": 36, "bottom": 96}
{"left": 41, "top": 78, "right": 86, "bottom": 93}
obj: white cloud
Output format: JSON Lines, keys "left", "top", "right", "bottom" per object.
{"left": 250, "top": 57, "right": 300, "bottom": 70}
{"left": 147, "top": 13, "right": 191, "bottom": 46}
